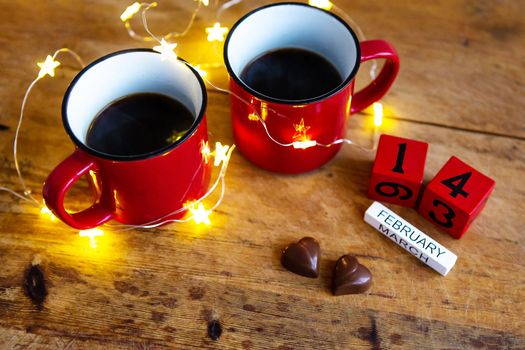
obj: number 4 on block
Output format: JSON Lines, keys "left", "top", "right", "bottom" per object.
{"left": 368, "top": 134, "right": 428, "bottom": 207}
{"left": 418, "top": 156, "right": 496, "bottom": 239}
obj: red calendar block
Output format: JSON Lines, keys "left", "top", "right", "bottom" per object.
{"left": 368, "top": 134, "right": 428, "bottom": 207}
{"left": 418, "top": 156, "right": 495, "bottom": 239}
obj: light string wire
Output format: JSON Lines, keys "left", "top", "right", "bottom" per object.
{"left": 0, "top": 0, "right": 383, "bottom": 247}
{"left": 123, "top": 0, "right": 378, "bottom": 153}
{"left": 200, "top": 76, "right": 374, "bottom": 153}
{"left": 215, "top": 0, "right": 242, "bottom": 21}
{"left": 124, "top": 1, "right": 377, "bottom": 79}
{"left": 100, "top": 0, "right": 237, "bottom": 230}
{"left": 2, "top": 48, "right": 85, "bottom": 206}
{"left": 1, "top": 48, "right": 234, "bottom": 233}
{"left": 123, "top": 1, "right": 203, "bottom": 42}
{"left": 109, "top": 144, "right": 235, "bottom": 231}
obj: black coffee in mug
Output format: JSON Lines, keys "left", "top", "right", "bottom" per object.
{"left": 86, "top": 93, "right": 194, "bottom": 156}
{"left": 240, "top": 48, "right": 343, "bottom": 101}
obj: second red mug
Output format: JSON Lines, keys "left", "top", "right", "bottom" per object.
{"left": 224, "top": 2, "right": 400, "bottom": 174}
{"left": 43, "top": 49, "right": 211, "bottom": 229}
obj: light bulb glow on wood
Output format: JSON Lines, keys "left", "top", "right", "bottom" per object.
{"left": 37, "top": 55, "right": 60, "bottom": 78}
{"left": 79, "top": 228, "right": 104, "bottom": 249}
{"left": 373, "top": 102, "right": 383, "bottom": 127}
{"left": 120, "top": 2, "right": 142, "bottom": 22}
{"left": 194, "top": 64, "right": 207, "bottom": 78}
{"left": 205, "top": 22, "right": 228, "bottom": 42}
{"left": 40, "top": 206, "right": 56, "bottom": 221}
{"left": 308, "top": 0, "right": 333, "bottom": 10}
{"left": 153, "top": 38, "right": 177, "bottom": 61}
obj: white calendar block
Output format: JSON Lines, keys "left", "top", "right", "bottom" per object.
{"left": 364, "top": 202, "right": 457, "bottom": 276}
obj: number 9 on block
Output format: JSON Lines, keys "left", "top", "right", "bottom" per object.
{"left": 418, "top": 156, "right": 495, "bottom": 239}
{"left": 368, "top": 134, "right": 428, "bottom": 207}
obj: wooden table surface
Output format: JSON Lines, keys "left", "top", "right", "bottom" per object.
{"left": 1, "top": 1, "right": 524, "bottom": 349}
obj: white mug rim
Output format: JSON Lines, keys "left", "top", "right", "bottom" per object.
{"left": 61, "top": 49, "right": 208, "bottom": 162}
{"left": 223, "top": 2, "right": 361, "bottom": 105}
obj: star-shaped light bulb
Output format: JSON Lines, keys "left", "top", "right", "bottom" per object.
{"left": 308, "top": 0, "right": 333, "bottom": 11}
{"left": 79, "top": 228, "right": 104, "bottom": 249}
{"left": 37, "top": 55, "right": 60, "bottom": 78}
{"left": 188, "top": 203, "right": 211, "bottom": 225}
{"left": 40, "top": 206, "right": 56, "bottom": 221}
{"left": 373, "top": 102, "right": 383, "bottom": 127}
{"left": 201, "top": 140, "right": 211, "bottom": 164}
{"left": 214, "top": 142, "right": 230, "bottom": 166}
{"left": 153, "top": 38, "right": 178, "bottom": 61}
{"left": 120, "top": 2, "right": 141, "bottom": 22}
{"left": 206, "top": 22, "right": 228, "bottom": 42}
{"left": 293, "top": 118, "right": 311, "bottom": 140}
{"left": 292, "top": 118, "right": 316, "bottom": 149}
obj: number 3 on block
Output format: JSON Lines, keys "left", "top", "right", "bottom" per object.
{"left": 368, "top": 134, "right": 428, "bottom": 207}
{"left": 418, "top": 156, "right": 495, "bottom": 239}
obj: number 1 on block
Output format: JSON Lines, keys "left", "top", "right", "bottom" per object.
{"left": 368, "top": 134, "right": 429, "bottom": 207}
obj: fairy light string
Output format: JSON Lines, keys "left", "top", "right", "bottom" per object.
{"left": 122, "top": 1, "right": 207, "bottom": 42}
{"left": 0, "top": 45, "right": 235, "bottom": 247}
{"left": 1, "top": 0, "right": 388, "bottom": 248}
{"left": 8, "top": 49, "right": 85, "bottom": 208}
{"left": 109, "top": 143, "right": 235, "bottom": 231}
{"left": 120, "top": 0, "right": 381, "bottom": 153}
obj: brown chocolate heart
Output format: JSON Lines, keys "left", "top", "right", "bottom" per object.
{"left": 332, "top": 255, "right": 372, "bottom": 295}
{"left": 281, "top": 237, "right": 320, "bottom": 278}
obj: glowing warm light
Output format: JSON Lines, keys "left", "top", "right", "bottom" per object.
{"left": 187, "top": 203, "right": 211, "bottom": 225}
{"left": 199, "top": 0, "right": 209, "bottom": 6}
{"left": 260, "top": 103, "right": 269, "bottom": 121}
{"left": 40, "top": 206, "right": 56, "bottom": 221}
{"left": 120, "top": 2, "right": 141, "bottom": 22}
{"left": 194, "top": 64, "right": 207, "bottom": 78}
{"left": 153, "top": 38, "right": 178, "bottom": 61}
{"left": 206, "top": 22, "right": 228, "bottom": 42}
{"left": 292, "top": 118, "right": 316, "bottom": 149}
{"left": 308, "top": 0, "right": 333, "bottom": 10}
{"left": 79, "top": 228, "right": 104, "bottom": 249}
{"left": 37, "top": 55, "right": 60, "bottom": 78}
{"left": 201, "top": 140, "right": 211, "bottom": 164}
{"left": 373, "top": 102, "right": 383, "bottom": 127}
{"left": 293, "top": 118, "right": 311, "bottom": 140}
{"left": 293, "top": 139, "right": 317, "bottom": 149}
{"left": 248, "top": 112, "right": 259, "bottom": 121}
{"left": 214, "top": 142, "right": 230, "bottom": 166}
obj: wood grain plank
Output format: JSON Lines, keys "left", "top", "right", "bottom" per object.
{"left": 0, "top": 1, "right": 524, "bottom": 349}
{"left": 1, "top": 92, "right": 524, "bottom": 348}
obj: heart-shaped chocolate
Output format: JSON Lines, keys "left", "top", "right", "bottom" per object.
{"left": 332, "top": 255, "right": 372, "bottom": 295}
{"left": 281, "top": 237, "right": 320, "bottom": 278}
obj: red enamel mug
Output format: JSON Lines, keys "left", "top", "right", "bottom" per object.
{"left": 43, "top": 49, "right": 211, "bottom": 229}
{"left": 224, "top": 2, "right": 399, "bottom": 173}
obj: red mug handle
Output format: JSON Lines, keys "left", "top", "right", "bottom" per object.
{"left": 350, "top": 39, "right": 400, "bottom": 114}
{"left": 43, "top": 149, "right": 115, "bottom": 230}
